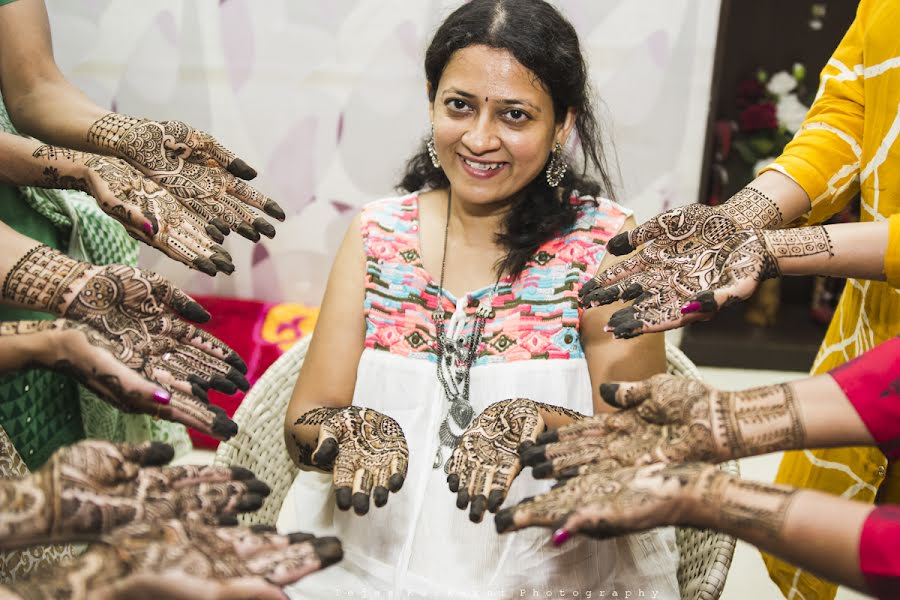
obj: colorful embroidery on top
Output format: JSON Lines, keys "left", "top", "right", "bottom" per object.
{"left": 361, "top": 193, "right": 629, "bottom": 365}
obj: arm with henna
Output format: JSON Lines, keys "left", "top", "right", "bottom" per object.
{"left": 522, "top": 336, "right": 898, "bottom": 480}
{"left": 0, "top": 520, "right": 342, "bottom": 600}
{"left": 0, "top": 226, "right": 245, "bottom": 439}
{"left": 0, "top": 440, "right": 272, "bottom": 550}
{"left": 0, "top": 0, "right": 283, "bottom": 243}
{"left": 0, "top": 132, "right": 233, "bottom": 275}
{"left": 495, "top": 462, "right": 877, "bottom": 597}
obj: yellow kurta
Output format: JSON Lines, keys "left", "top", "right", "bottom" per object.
{"left": 760, "top": 1, "right": 900, "bottom": 598}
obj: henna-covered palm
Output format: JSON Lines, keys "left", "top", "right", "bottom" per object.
{"left": 294, "top": 407, "right": 409, "bottom": 515}
{"left": 446, "top": 398, "right": 546, "bottom": 523}
{"left": 0, "top": 319, "right": 237, "bottom": 439}
{"left": 33, "top": 145, "right": 234, "bottom": 275}
{"left": 579, "top": 189, "right": 785, "bottom": 338}
{"left": 2, "top": 246, "right": 249, "bottom": 429}
{"left": 87, "top": 114, "right": 284, "bottom": 242}
{"left": 495, "top": 462, "right": 717, "bottom": 539}
{"left": 521, "top": 374, "right": 804, "bottom": 479}
{"left": 3, "top": 520, "right": 342, "bottom": 600}
{"left": 0, "top": 440, "right": 271, "bottom": 550}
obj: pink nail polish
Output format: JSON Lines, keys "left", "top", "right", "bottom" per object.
{"left": 152, "top": 389, "right": 171, "bottom": 405}
{"left": 680, "top": 301, "right": 702, "bottom": 315}
{"left": 603, "top": 325, "right": 614, "bottom": 333}
{"left": 142, "top": 222, "right": 154, "bottom": 236}
{"left": 552, "top": 528, "right": 571, "bottom": 546}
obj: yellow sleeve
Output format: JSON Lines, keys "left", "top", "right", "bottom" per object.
{"left": 761, "top": 2, "right": 867, "bottom": 224}
{"left": 886, "top": 214, "right": 900, "bottom": 288}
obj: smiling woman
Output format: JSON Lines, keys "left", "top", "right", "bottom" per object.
{"left": 281, "top": 1, "right": 674, "bottom": 598}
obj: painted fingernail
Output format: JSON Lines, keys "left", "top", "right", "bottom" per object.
{"left": 236, "top": 222, "right": 261, "bottom": 242}
{"left": 192, "top": 256, "right": 218, "bottom": 276}
{"left": 142, "top": 221, "right": 154, "bottom": 236}
{"left": 225, "top": 352, "right": 248, "bottom": 374}
{"left": 680, "top": 301, "right": 702, "bottom": 315}
{"left": 205, "top": 224, "right": 225, "bottom": 244}
{"left": 264, "top": 199, "right": 286, "bottom": 221}
{"left": 607, "top": 233, "right": 633, "bottom": 255}
{"left": 253, "top": 217, "right": 276, "bottom": 239}
{"left": 153, "top": 389, "right": 171, "bottom": 405}
{"left": 312, "top": 536, "right": 344, "bottom": 567}
{"left": 227, "top": 158, "right": 257, "bottom": 180}
{"left": 210, "top": 254, "right": 235, "bottom": 275}
{"left": 494, "top": 508, "right": 514, "bottom": 533}
{"left": 552, "top": 528, "right": 571, "bottom": 546}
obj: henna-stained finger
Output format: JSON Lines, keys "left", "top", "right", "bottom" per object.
{"left": 580, "top": 254, "right": 650, "bottom": 306}
{"left": 118, "top": 441, "right": 175, "bottom": 468}
{"left": 228, "top": 176, "right": 285, "bottom": 221}
{"left": 351, "top": 468, "right": 374, "bottom": 515}
{"left": 196, "top": 132, "right": 258, "bottom": 180}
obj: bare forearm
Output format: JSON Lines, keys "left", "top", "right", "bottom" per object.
{"left": 771, "top": 221, "right": 890, "bottom": 282}
{"left": 5, "top": 78, "right": 108, "bottom": 153}
{"left": 690, "top": 474, "right": 869, "bottom": 593}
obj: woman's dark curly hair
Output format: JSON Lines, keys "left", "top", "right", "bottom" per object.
{"left": 399, "top": 0, "right": 617, "bottom": 278}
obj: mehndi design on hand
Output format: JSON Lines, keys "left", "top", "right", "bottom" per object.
{"left": 33, "top": 145, "right": 233, "bottom": 275}
{"left": 579, "top": 188, "right": 789, "bottom": 338}
{"left": 2, "top": 246, "right": 247, "bottom": 438}
{"left": 87, "top": 114, "right": 283, "bottom": 241}
{"left": 293, "top": 407, "right": 409, "bottom": 515}
{"left": 497, "top": 462, "right": 798, "bottom": 544}
{"left": 3, "top": 520, "right": 342, "bottom": 600}
{"left": 0, "top": 440, "right": 271, "bottom": 550}
{"left": 447, "top": 399, "right": 583, "bottom": 523}
{"left": 0, "top": 319, "right": 237, "bottom": 439}
{"left": 521, "top": 374, "right": 805, "bottom": 479}
{"left": 495, "top": 462, "right": 719, "bottom": 538}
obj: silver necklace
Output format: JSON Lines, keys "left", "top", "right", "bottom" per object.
{"left": 432, "top": 189, "right": 501, "bottom": 471}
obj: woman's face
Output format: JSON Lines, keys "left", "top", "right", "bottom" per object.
{"left": 429, "top": 44, "right": 575, "bottom": 208}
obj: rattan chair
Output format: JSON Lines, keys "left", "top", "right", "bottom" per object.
{"left": 215, "top": 336, "right": 738, "bottom": 599}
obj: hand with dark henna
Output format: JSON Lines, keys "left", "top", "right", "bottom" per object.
{"left": 0, "top": 440, "right": 272, "bottom": 550}
{"left": 0, "top": 319, "right": 238, "bottom": 440}
{"left": 578, "top": 187, "right": 787, "bottom": 335}
{"left": 291, "top": 406, "right": 409, "bottom": 515}
{"left": 87, "top": 113, "right": 284, "bottom": 242}
{"left": 1, "top": 245, "right": 249, "bottom": 439}
{"left": 31, "top": 145, "right": 235, "bottom": 276}
{"left": 521, "top": 374, "right": 807, "bottom": 479}
{"left": 495, "top": 462, "right": 721, "bottom": 539}
{"left": 447, "top": 399, "right": 585, "bottom": 523}
{"left": 0, "top": 520, "right": 343, "bottom": 600}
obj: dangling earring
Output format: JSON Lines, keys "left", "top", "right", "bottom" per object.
{"left": 545, "top": 142, "right": 568, "bottom": 187}
{"left": 427, "top": 123, "right": 441, "bottom": 169}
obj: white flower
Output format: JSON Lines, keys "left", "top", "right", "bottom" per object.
{"left": 767, "top": 71, "right": 797, "bottom": 96}
{"left": 753, "top": 157, "right": 777, "bottom": 176}
{"left": 777, "top": 93, "right": 809, "bottom": 132}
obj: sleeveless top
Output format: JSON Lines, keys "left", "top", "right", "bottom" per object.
{"left": 280, "top": 192, "right": 680, "bottom": 599}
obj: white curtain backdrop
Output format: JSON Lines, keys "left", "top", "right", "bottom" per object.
{"left": 46, "top": 0, "right": 721, "bottom": 304}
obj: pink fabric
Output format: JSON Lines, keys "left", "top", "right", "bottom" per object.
{"left": 859, "top": 505, "right": 900, "bottom": 599}
{"left": 829, "top": 336, "right": 900, "bottom": 459}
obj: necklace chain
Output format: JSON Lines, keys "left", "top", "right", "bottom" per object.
{"left": 432, "top": 189, "right": 500, "bottom": 470}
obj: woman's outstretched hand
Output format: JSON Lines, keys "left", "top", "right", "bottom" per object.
{"left": 579, "top": 190, "right": 788, "bottom": 338}
{"left": 0, "top": 440, "right": 271, "bottom": 549}
{"left": 0, "top": 319, "right": 238, "bottom": 439}
{"left": 495, "top": 462, "right": 717, "bottom": 540}
{"left": 3, "top": 520, "right": 342, "bottom": 600}
{"left": 291, "top": 406, "right": 409, "bottom": 515}
{"left": 520, "top": 374, "right": 804, "bottom": 479}
{"left": 2, "top": 246, "right": 248, "bottom": 439}
{"left": 447, "top": 398, "right": 546, "bottom": 523}
{"left": 33, "top": 145, "right": 235, "bottom": 275}
{"left": 87, "top": 114, "right": 284, "bottom": 242}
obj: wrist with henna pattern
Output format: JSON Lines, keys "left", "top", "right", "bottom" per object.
{"left": 684, "top": 468, "right": 799, "bottom": 539}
